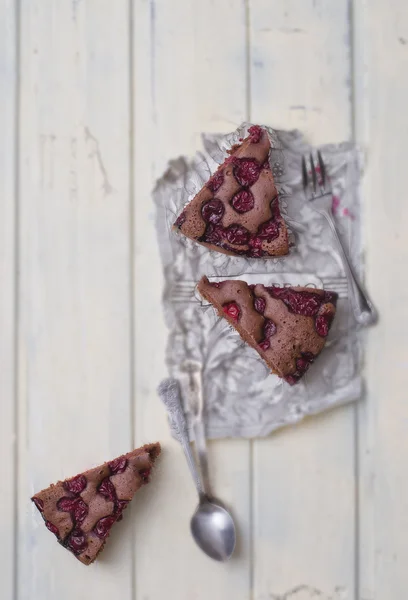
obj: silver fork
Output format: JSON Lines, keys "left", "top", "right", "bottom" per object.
{"left": 302, "top": 151, "right": 377, "bottom": 326}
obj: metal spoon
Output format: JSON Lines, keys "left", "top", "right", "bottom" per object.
{"left": 158, "top": 375, "right": 236, "bottom": 562}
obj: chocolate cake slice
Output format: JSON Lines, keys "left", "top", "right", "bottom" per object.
{"left": 173, "top": 125, "right": 289, "bottom": 257}
{"left": 197, "top": 276, "right": 337, "bottom": 384}
{"left": 32, "top": 443, "right": 161, "bottom": 565}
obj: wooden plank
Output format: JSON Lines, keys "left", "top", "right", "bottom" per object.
{"left": 356, "top": 1, "right": 408, "bottom": 597}
{"left": 17, "top": 1, "right": 133, "bottom": 598}
{"left": 132, "top": 1, "right": 251, "bottom": 598}
{"left": 0, "top": 1, "right": 17, "bottom": 598}
{"left": 249, "top": 1, "right": 357, "bottom": 598}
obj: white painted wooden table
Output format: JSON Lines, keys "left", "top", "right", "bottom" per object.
{"left": 1, "top": 1, "right": 407, "bottom": 598}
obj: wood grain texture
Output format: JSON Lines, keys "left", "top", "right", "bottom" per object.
{"left": 17, "top": 1, "right": 133, "bottom": 598}
{"left": 356, "top": 0, "right": 408, "bottom": 597}
{"left": 132, "top": 1, "right": 251, "bottom": 599}
{"left": 0, "top": 1, "right": 17, "bottom": 598}
{"left": 249, "top": 1, "right": 357, "bottom": 598}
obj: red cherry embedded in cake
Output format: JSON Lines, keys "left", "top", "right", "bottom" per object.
{"left": 248, "top": 124, "right": 263, "bottom": 143}
{"left": 231, "top": 189, "right": 255, "bottom": 213}
{"left": 109, "top": 456, "right": 128, "bottom": 475}
{"left": 64, "top": 474, "right": 87, "bottom": 495}
{"left": 257, "top": 218, "right": 280, "bottom": 242}
{"left": 315, "top": 313, "right": 333, "bottom": 337}
{"left": 67, "top": 529, "right": 88, "bottom": 554}
{"left": 254, "top": 296, "right": 266, "bottom": 314}
{"left": 224, "top": 224, "right": 250, "bottom": 245}
{"left": 222, "top": 301, "right": 241, "bottom": 322}
{"left": 201, "top": 199, "right": 225, "bottom": 224}
{"left": 233, "top": 158, "right": 262, "bottom": 187}
{"left": 206, "top": 170, "right": 224, "bottom": 193}
{"left": 264, "top": 319, "right": 277, "bottom": 338}
{"left": 94, "top": 516, "right": 117, "bottom": 540}
{"left": 98, "top": 478, "right": 117, "bottom": 503}
{"left": 202, "top": 224, "right": 223, "bottom": 245}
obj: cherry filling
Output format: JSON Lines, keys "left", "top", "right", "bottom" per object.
{"left": 98, "top": 478, "right": 117, "bottom": 503}
{"left": 67, "top": 529, "right": 88, "bottom": 554}
{"left": 206, "top": 170, "right": 224, "bottom": 193}
{"left": 57, "top": 497, "right": 89, "bottom": 526}
{"left": 64, "top": 474, "right": 87, "bottom": 495}
{"left": 224, "top": 224, "right": 250, "bottom": 246}
{"left": 248, "top": 125, "right": 263, "bottom": 144}
{"left": 93, "top": 515, "right": 117, "bottom": 540}
{"left": 323, "top": 291, "right": 338, "bottom": 306}
{"left": 201, "top": 199, "right": 225, "bottom": 224}
{"left": 174, "top": 210, "right": 186, "bottom": 228}
{"left": 231, "top": 189, "right": 255, "bottom": 213}
{"left": 266, "top": 287, "right": 323, "bottom": 317}
{"left": 222, "top": 301, "right": 241, "bottom": 322}
{"left": 315, "top": 310, "right": 334, "bottom": 337}
{"left": 253, "top": 296, "right": 266, "bottom": 315}
{"left": 257, "top": 218, "right": 280, "bottom": 242}
{"left": 258, "top": 319, "right": 277, "bottom": 351}
{"left": 109, "top": 456, "right": 128, "bottom": 475}
{"left": 233, "top": 158, "right": 262, "bottom": 187}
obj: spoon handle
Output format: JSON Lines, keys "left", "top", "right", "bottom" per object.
{"left": 181, "top": 361, "right": 213, "bottom": 499}
{"left": 158, "top": 378, "right": 204, "bottom": 496}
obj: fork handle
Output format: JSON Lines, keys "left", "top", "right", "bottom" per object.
{"left": 323, "top": 211, "right": 377, "bottom": 326}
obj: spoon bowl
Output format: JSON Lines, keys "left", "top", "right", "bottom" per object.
{"left": 190, "top": 496, "right": 236, "bottom": 561}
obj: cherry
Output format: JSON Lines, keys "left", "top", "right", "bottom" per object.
{"left": 224, "top": 224, "right": 250, "bottom": 246}
{"left": 231, "top": 189, "right": 254, "bottom": 213}
{"left": 301, "top": 352, "right": 315, "bottom": 363}
{"left": 93, "top": 515, "right": 117, "bottom": 540}
{"left": 257, "top": 219, "right": 279, "bottom": 242}
{"left": 202, "top": 224, "right": 223, "bottom": 245}
{"left": 64, "top": 475, "right": 87, "bottom": 495}
{"left": 210, "top": 282, "right": 221, "bottom": 288}
{"left": 315, "top": 313, "right": 333, "bottom": 337}
{"left": 248, "top": 247, "right": 264, "bottom": 257}
{"left": 109, "top": 456, "right": 128, "bottom": 475}
{"left": 174, "top": 210, "right": 186, "bottom": 228}
{"left": 98, "top": 478, "right": 117, "bottom": 503}
{"left": 67, "top": 529, "right": 88, "bottom": 554}
{"left": 201, "top": 199, "right": 225, "bottom": 224}
{"left": 266, "top": 287, "right": 323, "bottom": 317}
{"left": 233, "top": 158, "right": 261, "bottom": 187}
{"left": 285, "top": 374, "right": 300, "bottom": 386}
{"left": 248, "top": 236, "right": 262, "bottom": 249}
{"left": 207, "top": 170, "right": 224, "bottom": 193}
{"left": 32, "top": 497, "right": 44, "bottom": 512}
{"left": 45, "top": 521, "right": 59, "bottom": 537}
{"left": 258, "top": 339, "right": 270, "bottom": 351}
{"left": 57, "top": 497, "right": 89, "bottom": 525}
{"left": 115, "top": 499, "right": 129, "bottom": 521}
{"left": 296, "top": 358, "right": 310, "bottom": 373}
{"left": 254, "top": 296, "right": 266, "bottom": 314}
{"left": 222, "top": 302, "right": 241, "bottom": 322}
{"left": 248, "top": 125, "right": 263, "bottom": 143}
{"left": 264, "top": 319, "right": 277, "bottom": 338}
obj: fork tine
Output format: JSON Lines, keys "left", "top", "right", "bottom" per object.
{"left": 317, "top": 150, "right": 326, "bottom": 188}
{"left": 310, "top": 153, "right": 317, "bottom": 192}
{"left": 301, "top": 155, "right": 309, "bottom": 190}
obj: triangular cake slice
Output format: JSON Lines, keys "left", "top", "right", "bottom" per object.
{"left": 173, "top": 125, "right": 289, "bottom": 257}
{"left": 197, "top": 276, "right": 337, "bottom": 384}
{"left": 31, "top": 443, "right": 161, "bottom": 565}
